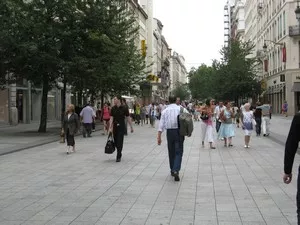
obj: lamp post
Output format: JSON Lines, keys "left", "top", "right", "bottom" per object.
{"left": 295, "top": 0, "right": 300, "bottom": 33}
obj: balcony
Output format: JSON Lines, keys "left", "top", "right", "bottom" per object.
{"left": 289, "top": 25, "right": 300, "bottom": 37}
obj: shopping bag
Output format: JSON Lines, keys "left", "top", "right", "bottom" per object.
{"left": 105, "top": 133, "right": 115, "bottom": 154}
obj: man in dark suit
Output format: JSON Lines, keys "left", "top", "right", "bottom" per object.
{"left": 283, "top": 113, "right": 300, "bottom": 224}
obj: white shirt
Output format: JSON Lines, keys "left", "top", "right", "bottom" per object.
{"left": 80, "top": 106, "right": 95, "bottom": 123}
{"left": 158, "top": 104, "right": 188, "bottom": 132}
{"left": 214, "top": 105, "right": 225, "bottom": 120}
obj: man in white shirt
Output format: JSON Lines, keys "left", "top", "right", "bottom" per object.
{"left": 80, "top": 103, "right": 96, "bottom": 137}
{"left": 214, "top": 101, "right": 225, "bottom": 133}
{"left": 157, "top": 96, "right": 189, "bottom": 182}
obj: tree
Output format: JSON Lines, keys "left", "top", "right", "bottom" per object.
{"left": 214, "top": 39, "right": 260, "bottom": 102}
{"left": 172, "top": 82, "right": 190, "bottom": 101}
{"left": 69, "top": 0, "right": 147, "bottom": 97}
{"left": 188, "top": 39, "right": 260, "bottom": 102}
{"left": 188, "top": 64, "right": 217, "bottom": 100}
{"left": 0, "top": 0, "right": 147, "bottom": 132}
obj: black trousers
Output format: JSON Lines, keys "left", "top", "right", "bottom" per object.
{"left": 216, "top": 120, "right": 221, "bottom": 133}
{"left": 297, "top": 166, "right": 300, "bottom": 224}
{"left": 255, "top": 117, "right": 262, "bottom": 135}
{"left": 66, "top": 129, "right": 75, "bottom": 147}
{"left": 166, "top": 129, "right": 184, "bottom": 172}
{"left": 114, "top": 124, "right": 125, "bottom": 159}
{"left": 83, "top": 123, "right": 92, "bottom": 137}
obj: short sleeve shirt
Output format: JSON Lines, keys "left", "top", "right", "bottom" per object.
{"left": 111, "top": 105, "right": 129, "bottom": 124}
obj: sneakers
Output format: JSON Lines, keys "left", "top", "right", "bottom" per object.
{"left": 244, "top": 145, "right": 250, "bottom": 148}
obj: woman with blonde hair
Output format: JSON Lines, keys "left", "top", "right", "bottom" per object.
{"left": 64, "top": 104, "right": 80, "bottom": 154}
{"left": 241, "top": 103, "right": 255, "bottom": 148}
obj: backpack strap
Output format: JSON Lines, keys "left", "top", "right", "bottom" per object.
{"left": 180, "top": 106, "right": 184, "bottom": 113}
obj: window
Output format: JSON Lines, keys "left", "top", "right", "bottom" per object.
{"left": 283, "top": 11, "right": 286, "bottom": 35}
{"left": 280, "top": 74, "right": 285, "bottom": 82}
{"left": 280, "top": 15, "right": 282, "bottom": 38}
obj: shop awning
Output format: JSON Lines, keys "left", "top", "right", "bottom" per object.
{"left": 291, "top": 83, "right": 300, "bottom": 92}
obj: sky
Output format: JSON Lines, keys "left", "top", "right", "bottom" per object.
{"left": 153, "top": 0, "right": 226, "bottom": 71}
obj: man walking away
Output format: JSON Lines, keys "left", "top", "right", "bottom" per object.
{"left": 157, "top": 96, "right": 189, "bottom": 182}
{"left": 109, "top": 96, "right": 134, "bottom": 162}
{"left": 258, "top": 103, "right": 271, "bottom": 136}
{"left": 214, "top": 101, "right": 225, "bottom": 133}
{"left": 80, "top": 103, "right": 95, "bottom": 138}
{"left": 283, "top": 113, "right": 300, "bottom": 224}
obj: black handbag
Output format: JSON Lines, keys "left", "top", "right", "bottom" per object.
{"left": 105, "top": 133, "right": 115, "bottom": 154}
{"left": 200, "top": 113, "right": 209, "bottom": 121}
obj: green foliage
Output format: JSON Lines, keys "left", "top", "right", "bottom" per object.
{"left": 189, "top": 39, "right": 260, "bottom": 102}
{"left": 172, "top": 82, "right": 190, "bottom": 101}
{"left": 0, "top": 0, "right": 146, "bottom": 131}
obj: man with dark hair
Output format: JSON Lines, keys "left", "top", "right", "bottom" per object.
{"left": 176, "top": 97, "right": 181, "bottom": 106}
{"left": 121, "top": 98, "right": 129, "bottom": 135}
{"left": 157, "top": 96, "right": 189, "bottom": 182}
{"left": 283, "top": 113, "right": 300, "bottom": 224}
{"left": 109, "top": 96, "right": 133, "bottom": 162}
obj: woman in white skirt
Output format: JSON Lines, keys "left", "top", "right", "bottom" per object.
{"left": 200, "top": 99, "right": 216, "bottom": 149}
{"left": 241, "top": 103, "right": 254, "bottom": 148}
{"left": 218, "top": 101, "right": 235, "bottom": 147}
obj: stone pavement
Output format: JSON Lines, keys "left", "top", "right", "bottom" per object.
{"left": 0, "top": 121, "right": 298, "bottom": 225}
{"left": 268, "top": 115, "right": 293, "bottom": 146}
{"left": 0, "top": 121, "right": 102, "bottom": 156}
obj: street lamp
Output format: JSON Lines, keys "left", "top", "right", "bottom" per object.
{"left": 263, "top": 40, "right": 284, "bottom": 53}
{"left": 295, "top": 1, "right": 300, "bottom": 21}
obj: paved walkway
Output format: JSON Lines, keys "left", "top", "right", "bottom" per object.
{"left": 0, "top": 121, "right": 298, "bottom": 225}
{"left": 268, "top": 115, "right": 293, "bottom": 146}
{"left": 0, "top": 121, "right": 102, "bottom": 156}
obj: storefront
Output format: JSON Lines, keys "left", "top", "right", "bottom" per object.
{"left": 0, "top": 82, "right": 62, "bottom": 125}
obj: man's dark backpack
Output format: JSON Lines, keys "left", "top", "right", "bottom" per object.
{"left": 178, "top": 107, "right": 194, "bottom": 137}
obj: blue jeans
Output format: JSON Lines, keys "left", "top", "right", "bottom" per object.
{"left": 166, "top": 129, "right": 185, "bottom": 172}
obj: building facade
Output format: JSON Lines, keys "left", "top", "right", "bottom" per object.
{"left": 170, "top": 52, "right": 188, "bottom": 94}
{"left": 245, "top": 0, "right": 300, "bottom": 115}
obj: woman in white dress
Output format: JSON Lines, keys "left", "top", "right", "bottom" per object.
{"left": 241, "top": 103, "right": 254, "bottom": 148}
{"left": 199, "top": 99, "right": 216, "bottom": 149}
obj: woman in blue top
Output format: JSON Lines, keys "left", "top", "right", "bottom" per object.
{"left": 218, "top": 101, "right": 235, "bottom": 147}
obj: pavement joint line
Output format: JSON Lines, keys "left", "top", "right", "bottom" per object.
{"left": 210, "top": 145, "right": 220, "bottom": 225}
{"left": 219, "top": 146, "right": 242, "bottom": 223}
{"left": 167, "top": 131, "right": 197, "bottom": 225}
{"left": 228, "top": 148, "right": 268, "bottom": 225}
{"left": 68, "top": 133, "right": 165, "bottom": 225}
{"left": 240, "top": 139, "right": 296, "bottom": 220}
{"left": 118, "top": 139, "right": 169, "bottom": 225}
{"left": 235, "top": 142, "right": 292, "bottom": 224}
{"left": 193, "top": 129, "right": 201, "bottom": 224}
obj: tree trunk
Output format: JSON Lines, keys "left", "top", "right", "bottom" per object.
{"left": 38, "top": 76, "right": 49, "bottom": 133}
{"left": 101, "top": 92, "right": 104, "bottom": 109}
{"left": 61, "top": 80, "right": 66, "bottom": 127}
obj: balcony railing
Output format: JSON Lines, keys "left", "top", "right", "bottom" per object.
{"left": 289, "top": 25, "right": 300, "bottom": 37}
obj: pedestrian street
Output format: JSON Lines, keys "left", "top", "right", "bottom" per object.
{"left": 0, "top": 121, "right": 298, "bottom": 225}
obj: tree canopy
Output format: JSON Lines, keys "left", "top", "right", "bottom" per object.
{"left": 0, "top": 0, "right": 147, "bottom": 132}
{"left": 189, "top": 39, "right": 260, "bottom": 102}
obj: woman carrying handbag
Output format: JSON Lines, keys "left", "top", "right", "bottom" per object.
{"left": 64, "top": 104, "right": 80, "bottom": 154}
